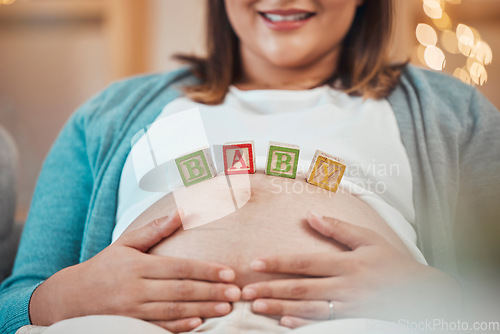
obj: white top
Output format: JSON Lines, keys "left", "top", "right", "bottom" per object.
{"left": 113, "top": 85, "right": 426, "bottom": 263}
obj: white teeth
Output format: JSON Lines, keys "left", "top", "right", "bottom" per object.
{"left": 262, "top": 12, "right": 312, "bottom": 22}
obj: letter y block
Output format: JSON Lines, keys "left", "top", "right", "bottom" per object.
{"left": 306, "top": 150, "right": 346, "bottom": 193}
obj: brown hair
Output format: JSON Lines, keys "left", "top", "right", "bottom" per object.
{"left": 175, "top": 0, "right": 403, "bottom": 105}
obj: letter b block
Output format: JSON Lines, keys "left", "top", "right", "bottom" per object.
{"left": 306, "top": 150, "right": 346, "bottom": 193}
{"left": 176, "top": 148, "right": 217, "bottom": 187}
{"left": 265, "top": 142, "right": 300, "bottom": 179}
{"left": 223, "top": 141, "right": 256, "bottom": 175}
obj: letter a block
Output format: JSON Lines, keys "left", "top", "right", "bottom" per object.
{"left": 176, "top": 148, "right": 217, "bottom": 187}
{"left": 306, "top": 150, "right": 346, "bottom": 193}
{"left": 223, "top": 141, "right": 256, "bottom": 175}
{"left": 265, "top": 142, "right": 300, "bottom": 179}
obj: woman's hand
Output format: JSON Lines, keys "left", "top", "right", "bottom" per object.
{"left": 29, "top": 210, "right": 241, "bottom": 333}
{"left": 241, "top": 212, "right": 462, "bottom": 329}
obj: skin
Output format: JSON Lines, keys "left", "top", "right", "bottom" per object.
{"left": 225, "top": 0, "right": 363, "bottom": 90}
{"left": 242, "top": 214, "right": 463, "bottom": 327}
{"left": 222, "top": 0, "right": 462, "bottom": 328}
{"left": 30, "top": 212, "right": 241, "bottom": 333}
{"left": 126, "top": 173, "right": 411, "bottom": 288}
{"left": 29, "top": 0, "right": 462, "bottom": 332}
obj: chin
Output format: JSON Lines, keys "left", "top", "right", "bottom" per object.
{"left": 259, "top": 41, "right": 337, "bottom": 70}
{"left": 267, "top": 54, "right": 322, "bottom": 70}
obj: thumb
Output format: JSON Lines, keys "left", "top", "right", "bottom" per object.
{"left": 307, "top": 211, "right": 376, "bottom": 250}
{"left": 117, "top": 209, "right": 183, "bottom": 252}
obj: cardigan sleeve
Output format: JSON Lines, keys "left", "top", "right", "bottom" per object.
{"left": 455, "top": 88, "right": 500, "bottom": 276}
{"left": 389, "top": 66, "right": 500, "bottom": 276}
{"left": 0, "top": 90, "right": 106, "bottom": 334}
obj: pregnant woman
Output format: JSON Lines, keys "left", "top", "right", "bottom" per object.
{"left": 1, "top": 0, "right": 499, "bottom": 333}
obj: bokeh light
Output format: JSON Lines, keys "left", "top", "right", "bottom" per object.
{"left": 473, "top": 41, "right": 493, "bottom": 65}
{"left": 424, "top": 46, "right": 447, "bottom": 70}
{"left": 416, "top": 24, "right": 438, "bottom": 47}
{"left": 469, "top": 62, "right": 488, "bottom": 85}
{"left": 423, "top": 0, "right": 443, "bottom": 19}
{"left": 416, "top": 0, "right": 492, "bottom": 86}
{"left": 457, "top": 24, "right": 474, "bottom": 57}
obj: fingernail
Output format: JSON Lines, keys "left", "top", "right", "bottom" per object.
{"left": 189, "top": 318, "right": 202, "bottom": 328}
{"left": 281, "top": 316, "right": 293, "bottom": 327}
{"left": 242, "top": 287, "right": 256, "bottom": 300}
{"left": 219, "top": 269, "right": 235, "bottom": 281}
{"left": 215, "top": 303, "right": 230, "bottom": 314}
{"left": 253, "top": 300, "right": 267, "bottom": 312}
{"left": 224, "top": 287, "right": 241, "bottom": 300}
{"left": 250, "top": 260, "right": 266, "bottom": 271}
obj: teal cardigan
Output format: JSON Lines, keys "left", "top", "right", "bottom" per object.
{"left": 1, "top": 66, "right": 499, "bottom": 333}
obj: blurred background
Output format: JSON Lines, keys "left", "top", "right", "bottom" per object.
{"left": 0, "top": 0, "right": 498, "bottom": 221}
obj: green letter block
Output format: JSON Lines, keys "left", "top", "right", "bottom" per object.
{"left": 265, "top": 142, "right": 300, "bottom": 179}
{"left": 176, "top": 148, "right": 216, "bottom": 187}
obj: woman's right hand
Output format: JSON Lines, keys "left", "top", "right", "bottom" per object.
{"left": 29, "top": 210, "right": 241, "bottom": 333}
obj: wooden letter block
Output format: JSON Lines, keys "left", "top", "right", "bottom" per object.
{"left": 175, "top": 148, "right": 217, "bottom": 187}
{"left": 223, "top": 141, "right": 256, "bottom": 175}
{"left": 306, "top": 150, "right": 346, "bottom": 193}
{"left": 265, "top": 141, "right": 300, "bottom": 179}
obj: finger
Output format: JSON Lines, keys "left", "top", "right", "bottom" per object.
{"left": 242, "top": 277, "right": 338, "bottom": 300}
{"left": 142, "top": 255, "right": 236, "bottom": 282}
{"left": 150, "top": 317, "right": 202, "bottom": 333}
{"left": 249, "top": 252, "right": 347, "bottom": 276}
{"left": 144, "top": 280, "right": 241, "bottom": 302}
{"left": 117, "top": 209, "right": 183, "bottom": 252}
{"left": 251, "top": 299, "right": 332, "bottom": 320}
{"left": 307, "top": 212, "right": 380, "bottom": 250}
{"left": 138, "top": 301, "right": 232, "bottom": 321}
{"left": 281, "top": 316, "right": 315, "bottom": 329}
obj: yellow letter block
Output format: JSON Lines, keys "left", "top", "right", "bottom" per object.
{"left": 306, "top": 150, "right": 346, "bottom": 193}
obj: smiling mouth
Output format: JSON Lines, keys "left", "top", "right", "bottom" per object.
{"left": 258, "top": 11, "right": 316, "bottom": 23}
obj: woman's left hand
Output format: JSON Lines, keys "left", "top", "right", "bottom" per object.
{"left": 241, "top": 212, "right": 462, "bottom": 329}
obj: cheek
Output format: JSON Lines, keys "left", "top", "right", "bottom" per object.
{"left": 316, "top": 0, "right": 360, "bottom": 36}
{"left": 318, "top": 0, "right": 359, "bottom": 37}
{"left": 224, "top": 0, "right": 258, "bottom": 38}
{"left": 225, "top": 1, "right": 274, "bottom": 60}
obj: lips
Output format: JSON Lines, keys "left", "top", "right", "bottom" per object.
{"left": 258, "top": 9, "right": 316, "bottom": 31}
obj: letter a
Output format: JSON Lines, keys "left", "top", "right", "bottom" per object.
{"left": 230, "top": 149, "right": 248, "bottom": 170}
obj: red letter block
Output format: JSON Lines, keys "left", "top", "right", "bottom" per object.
{"left": 223, "top": 141, "right": 256, "bottom": 175}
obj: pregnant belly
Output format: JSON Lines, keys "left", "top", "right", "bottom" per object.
{"left": 126, "top": 172, "right": 409, "bottom": 287}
